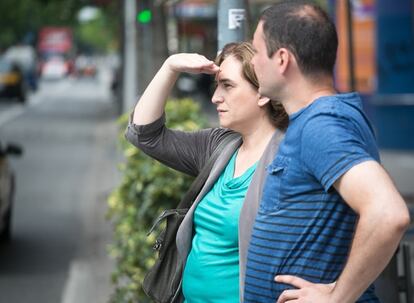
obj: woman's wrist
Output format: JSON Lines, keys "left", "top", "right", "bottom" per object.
{"left": 164, "top": 55, "right": 180, "bottom": 74}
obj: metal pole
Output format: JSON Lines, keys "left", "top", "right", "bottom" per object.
{"left": 345, "top": 0, "right": 356, "bottom": 91}
{"left": 123, "top": 0, "right": 137, "bottom": 113}
{"left": 137, "top": 0, "right": 153, "bottom": 95}
{"left": 403, "top": 243, "right": 413, "bottom": 303}
{"left": 217, "top": 0, "right": 247, "bottom": 53}
{"left": 374, "top": 253, "right": 400, "bottom": 303}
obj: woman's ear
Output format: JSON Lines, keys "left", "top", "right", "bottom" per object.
{"left": 258, "top": 95, "right": 270, "bottom": 107}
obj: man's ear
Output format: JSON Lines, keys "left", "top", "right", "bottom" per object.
{"left": 275, "top": 48, "right": 290, "bottom": 74}
{"left": 258, "top": 95, "right": 270, "bottom": 107}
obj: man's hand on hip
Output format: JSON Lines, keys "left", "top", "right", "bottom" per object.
{"left": 275, "top": 275, "right": 336, "bottom": 303}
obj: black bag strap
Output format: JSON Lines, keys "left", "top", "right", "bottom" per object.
{"left": 177, "top": 131, "right": 241, "bottom": 209}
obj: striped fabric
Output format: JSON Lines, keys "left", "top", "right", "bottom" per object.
{"left": 244, "top": 93, "right": 380, "bottom": 302}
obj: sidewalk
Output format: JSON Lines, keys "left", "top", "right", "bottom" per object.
{"left": 381, "top": 150, "right": 414, "bottom": 198}
{"left": 381, "top": 149, "right": 414, "bottom": 301}
{"left": 60, "top": 107, "right": 120, "bottom": 303}
{"left": 381, "top": 150, "right": 414, "bottom": 236}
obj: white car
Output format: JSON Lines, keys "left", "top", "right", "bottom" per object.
{"left": 41, "top": 57, "right": 68, "bottom": 79}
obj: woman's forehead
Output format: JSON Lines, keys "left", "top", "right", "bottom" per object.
{"left": 217, "top": 56, "right": 242, "bottom": 81}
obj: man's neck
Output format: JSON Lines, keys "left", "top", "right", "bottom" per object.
{"left": 282, "top": 77, "right": 337, "bottom": 116}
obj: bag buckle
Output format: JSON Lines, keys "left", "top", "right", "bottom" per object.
{"left": 147, "top": 208, "right": 188, "bottom": 236}
{"left": 153, "top": 238, "right": 163, "bottom": 251}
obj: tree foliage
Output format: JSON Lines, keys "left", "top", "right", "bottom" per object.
{"left": 75, "top": 3, "right": 120, "bottom": 53}
{"left": 0, "top": 0, "right": 120, "bottom": 51}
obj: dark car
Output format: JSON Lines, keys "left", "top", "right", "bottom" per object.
{"left": 0, "top": 142, "right": 23, "bottom": 242}
{"left": 0, "top": 58, "right": 27, "bottom": 102}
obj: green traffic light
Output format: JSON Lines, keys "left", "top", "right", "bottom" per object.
{"left": 137, "top": 9, "right": 152, "bottom": 23}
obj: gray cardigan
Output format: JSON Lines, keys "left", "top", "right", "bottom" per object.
{"left": 125, "top": 113, "right": 283, "bottom": 302}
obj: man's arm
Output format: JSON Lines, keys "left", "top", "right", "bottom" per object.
{"left": 329, "top": 160, "right": 410, "bottom": 302}
{"left": 276, "top": 160, "right": 410, "bottom": 303}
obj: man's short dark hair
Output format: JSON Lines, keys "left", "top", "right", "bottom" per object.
{"left": 260, "top": 0, "right": 338, "bottom": 77}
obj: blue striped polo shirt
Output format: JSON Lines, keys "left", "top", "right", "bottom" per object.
{"left": 244, "top": 93, "right": 381, "bottom": 302}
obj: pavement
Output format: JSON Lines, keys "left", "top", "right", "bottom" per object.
{"left": 381, "top": 150, "right": 414, "bottom": 237}
{"left": 381, "top": 151, "right": 414, "bottom": 199}
{"left": 370, "top": 150, "right": 414, "bottom": 302}
{"left": 60, "top": 116, "right": 119, "bottom": 303}
{"left": 58, "top": 67, "right": 120, "bottom": 303}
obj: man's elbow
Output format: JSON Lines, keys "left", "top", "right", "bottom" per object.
{"left": 387, "top": 202, "right": 411, "bottom": 235}
{"left": 397, "top": 208, "right": 411, "bottom": 233}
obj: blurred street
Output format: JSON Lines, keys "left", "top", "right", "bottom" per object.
{"left": 0, "top": 64, "right": 118, "bottom": 303}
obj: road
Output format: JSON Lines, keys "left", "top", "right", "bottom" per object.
{"left": 0, "top": 70, "right": 119, "bottom": 303}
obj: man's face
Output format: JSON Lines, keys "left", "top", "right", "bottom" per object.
{"left": 252, "top": 21, "right": 280, "bottom": 101}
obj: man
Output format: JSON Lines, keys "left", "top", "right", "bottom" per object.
{"left": 244, "top": 1, "right": 410, "bottom": 302}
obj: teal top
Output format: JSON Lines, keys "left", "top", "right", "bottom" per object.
{"left": 182, "top": 150, "right": 257, "bottom": 303}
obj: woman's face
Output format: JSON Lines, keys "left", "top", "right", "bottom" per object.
{"left": 212, "top": 55, "right": 264, "bottom": 133}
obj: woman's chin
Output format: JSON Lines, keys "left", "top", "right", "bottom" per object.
{"left": 220, "top": 122, "right": 238, "bottom": 132}
{"left": 218, "top": 119, "right": 230, "bottom": 129}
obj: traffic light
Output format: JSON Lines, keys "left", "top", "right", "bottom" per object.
{"left": 137, "top": 9, "right": 152, "bottom": 24}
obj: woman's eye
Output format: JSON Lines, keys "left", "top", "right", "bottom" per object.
{"left": 224, "top": 83, "right": 233, "bottom": 89}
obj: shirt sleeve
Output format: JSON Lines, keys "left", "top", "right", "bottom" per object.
{"left": 125, "top": 112, "right": 231, "bottom": 177}
{"left": 300, "top": 113, "right": 377, "bottom": 192}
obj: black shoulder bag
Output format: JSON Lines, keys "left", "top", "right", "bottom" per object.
{"left": 142, "top": 132, "right": 240, "bottom": 303}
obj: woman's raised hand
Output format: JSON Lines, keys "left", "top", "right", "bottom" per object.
{"left": 166, "top": 53, "right": 219, "bottom": 75}
{"left": 133, "top": 53, "right": 218, "bottom": 125}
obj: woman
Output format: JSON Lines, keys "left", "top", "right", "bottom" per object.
{"left": 125, "top": 42, "right": 288, "bottom": 302}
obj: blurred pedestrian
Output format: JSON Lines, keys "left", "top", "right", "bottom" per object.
{"left": 125, "top": 41, "right": 288, "bottom": 302}
{"left": 243, "top": 1, "right": 411, "bottom": 302}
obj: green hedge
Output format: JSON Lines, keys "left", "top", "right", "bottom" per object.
{"left": 107, "top": 98, "right": 208, "bottom": 302}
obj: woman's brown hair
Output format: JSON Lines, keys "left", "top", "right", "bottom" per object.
{"left": 215, "top": 42, "right": 288, "bottom": 131}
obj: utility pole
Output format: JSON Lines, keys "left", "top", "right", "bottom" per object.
{"left": 123, "top": 0, "right": 137, "bottom": 113}
{"left": 345, "top": 0, "right": 355, "bottom": 91}
{"left": 136, "top": 0, "right": 153, "bottom": 96}
{"left": 217, "top": 0, "right": 247, "bottom": 53}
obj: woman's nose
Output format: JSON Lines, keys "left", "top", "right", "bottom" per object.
{"left": 211, "top": 89, "right": 223, "bottom": 104}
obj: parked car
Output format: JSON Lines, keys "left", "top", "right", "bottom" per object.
{"left": 0, "top": 57, "right": 27, "bottom": 102}
{"left": 3, "top": 45, "right": 39, "bottom": 91}
{"left": 0, "top": 142, "right": 23, "bottom": 242}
